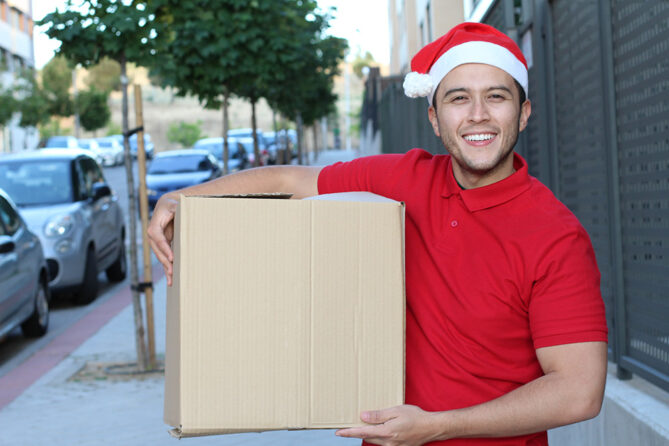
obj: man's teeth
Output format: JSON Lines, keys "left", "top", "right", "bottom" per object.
{"left": 464, "top": 134, "right": 495, "bottom": 141}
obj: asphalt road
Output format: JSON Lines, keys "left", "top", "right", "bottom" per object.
{"left": 0, "top": 158, "right": 149, "bottom": 378}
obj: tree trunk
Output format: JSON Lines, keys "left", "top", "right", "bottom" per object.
{"left": 296, "top": 111, "right": 304, "bottom": 165}
{"left": 251, "top": 99, "right": 260, "bottom": 167}
{"left": 72, "top": 69, "right": 81, "bottom": 139}
{"left": 121, "top": 54, "right": 148, "bottom": 372}
{"left": 222, "top": 88, "right": 230, "bottom": 175}
{"left": 312, "top": 124, "right": 319, "bottom": 163}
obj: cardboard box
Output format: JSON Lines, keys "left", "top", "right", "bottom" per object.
{"left": 164, "top": 192, "right": 405, "bottom": 438}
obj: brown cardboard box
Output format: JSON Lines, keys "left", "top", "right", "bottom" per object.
{"left": 164, "top": 192, "right": 405, "bottom": 438}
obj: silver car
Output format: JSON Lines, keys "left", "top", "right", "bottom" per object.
{"left": 0, "top": 188, "right": 50, "bottom": 338}
{"left": 0, "top": 149, "right": 127, "bottom": 305}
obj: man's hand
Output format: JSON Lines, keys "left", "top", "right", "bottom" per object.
{"left": 335, "top": 405, "right": 440, "bottom": 446}
{"left": 147, "top": 195, "right": 179, "bottom": 286}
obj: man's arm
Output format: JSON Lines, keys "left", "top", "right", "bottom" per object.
{"left": 147, "top": 165, "right": 322, "bottom": 285}
{"left": 336, "top": 341, "right": 607, "bottom": 446}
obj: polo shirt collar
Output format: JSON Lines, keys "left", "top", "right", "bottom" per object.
{"left": 442, "top": 153, "right": 531, "bottom": 211}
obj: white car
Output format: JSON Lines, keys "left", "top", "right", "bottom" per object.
{"left": 95, "top": 137, "right": 124, "bottom": 167}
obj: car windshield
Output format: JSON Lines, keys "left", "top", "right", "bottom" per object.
{"left": 45, "top": 137, "right": 71, "bottom": 148}
{"left": 147, "top": 155, "right": 210, "bottom": 174}
{"left": 0, "top": 160, "right": 73, "bottom": 206}
{"left": 195, "top": 142, "right": 241, "bottom": 160}
{"left": 97, "top": 140, "right": 114, "bottom": 149}
{"left": 79, "top": 140, "right": 91, "bottom": 149}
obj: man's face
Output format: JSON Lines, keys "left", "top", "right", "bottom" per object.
{"left": 428, "top": 63, "right": 531, "bottom": 188}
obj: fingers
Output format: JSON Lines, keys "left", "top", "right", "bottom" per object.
{"left": 362, "top": 408, "right": 397, "bottom": 425}
{"left": 147, "top": 196, "right": 178, "bottom": 286}
{"left": 336, "top": 425, "right": 388, "bottom": 441}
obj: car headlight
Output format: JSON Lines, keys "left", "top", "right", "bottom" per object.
{"left": 44, "top": 214, "right": 75, "bottom": 238}
{"left": 147, "top": 188, "right": 158, "bottom": 197}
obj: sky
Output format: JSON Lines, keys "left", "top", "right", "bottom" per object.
{"left": 32, "top": 0, "right": 391, "bottom": 69}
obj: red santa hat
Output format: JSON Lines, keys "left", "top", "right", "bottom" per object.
{"left": 403, "top": 22, "right": 528, "bottom": 104}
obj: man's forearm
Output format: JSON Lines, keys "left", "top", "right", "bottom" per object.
{"left": 161, "top": 165, "right": 322, "bottom": 201}
{"left": 431, "top": 342, "right": 607, "bottom": 441}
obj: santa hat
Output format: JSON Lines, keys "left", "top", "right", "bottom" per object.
{"left": 403, "top": 22, "right": 528, "bottom": 104}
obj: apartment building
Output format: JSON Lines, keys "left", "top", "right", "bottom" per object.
{"left": 1, "top": 0, "right": 37, "bottom": 153}
{"left": 388, "top": 0, "right": 465, "bottom": 74}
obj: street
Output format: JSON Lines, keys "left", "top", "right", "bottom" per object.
{"left": 0, "top": 159, "right": 147, "bottom": 379}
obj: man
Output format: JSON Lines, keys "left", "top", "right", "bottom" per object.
{"left": 148, "top": 22, "right": 608, "bottom": 446}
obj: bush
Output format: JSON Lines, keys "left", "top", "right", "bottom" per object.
{"left": 167, "top": 120, "right": 205, "bottom": 148}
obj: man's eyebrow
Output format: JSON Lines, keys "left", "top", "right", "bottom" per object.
{"left": 488, "top": 85, "right": 513, "bottom": 94}
{"left": 442, "top": 85, "right": 513, "bottom": 97}
{"left": 443, "top": 87, "right": 468, "bottom": 97}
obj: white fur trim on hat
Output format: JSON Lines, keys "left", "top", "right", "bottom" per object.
{"left": 403, "top": 72, "right": 433, "bottom": 98}
{"left": 426, "top": 40, "right": 529, "bottom": 104}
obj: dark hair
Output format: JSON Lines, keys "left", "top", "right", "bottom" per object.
{"left": 514, "top": 79, "right": 526, "bottom": 107}
{"left": 432, "top": 77, "right": 527, "bottom": 110}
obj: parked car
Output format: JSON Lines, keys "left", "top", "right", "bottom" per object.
{"left": 192, "top": 137, "right": 249, "bottom": 172}
{"left": 262, "top": 131, "right": 278, "bottom": 164}
{"left": 145, "top": 149, "right": 222, "bottom": 210}
{"left": 76, "top": 138, "right": 105, "bottom": 166}
{"left": 95, "top": 137, "right": 124, "bottom": 167}
{"left": 0, "top": 149, "right": 127, "bottom": 305}
{"left": 110, "top": 133, "right": 154, "bottom": 159}
{"left": 45, "top": 135, "right": 78, "bottom": 149}
{"left": 0, "top": 188, "right": 50, "bottom": 339}
{"left": 236, "top": 137, "right": 269, "bottom": 166}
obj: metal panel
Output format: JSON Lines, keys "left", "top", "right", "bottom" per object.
{"left": 482, "top": 0, "right": 506, "bottom": 31}
{"left": 611, "top": 0, "right": 669, "bottom": 388}
{"left": 550, "top": 0, "right": 616, "bottom": 350}
{"left": 379, "top": 81, "right": 444, "bottom": 155}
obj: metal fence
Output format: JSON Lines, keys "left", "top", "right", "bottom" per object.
{"left": 360, "top": 0, "right": 669, "bottom": 392}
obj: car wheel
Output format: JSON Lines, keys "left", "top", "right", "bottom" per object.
{"left": 75, "top": 246, "right": 99, "bottom": 305}
{"left": 21, "top": 278, "right": 49, "bottom": 337}
{"left": 106, "top": 240, "right": 127, "bottom": 282}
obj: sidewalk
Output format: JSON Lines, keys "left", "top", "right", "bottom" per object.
{"left": 0, "top": 149, "right": 361, "bottom": 446}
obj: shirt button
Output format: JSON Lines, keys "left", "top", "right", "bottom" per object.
{"left": 451, "top": 220, "right": 459, "bottom": 227}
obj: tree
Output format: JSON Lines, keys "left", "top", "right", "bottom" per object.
{"left": 13, "top": 71, "right": 51, "bottom": 129}
{"left": 86, "top": 57, "right": 122, "bottom": 93}
{"left": 41, "top": 55, "right": 74, "bottom": 117}
{"left": 266, "top": 16, "right": 347, "bottom": 164}
{"left": 0, "top": 87, "right": 17, "bottom": 129}
{"left": 39, "top": 0, "right": 168, "bottom": 372}
{"left": 352, "top": 51, "right": 376, "bottom": 79}
{"left": 167, "top": 121, "right": 204, "bottom": 148}
{"left": 76, "top": 87, "right": 111, "bottom": 134}
{"left": 151, "top": 0, "right": 340, "bottom": 169}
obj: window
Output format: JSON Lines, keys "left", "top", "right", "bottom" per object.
{"left": 77, "top": 157, "right": 105, "bottom": 199}
{"left": 419, "top": 22, "right": 425, "bottom": 47}
{"left": 0, "top": 196, "right": 22, "bottom": 236}
{"left": 426, "top": 2, "right": 433, "bottom": 43}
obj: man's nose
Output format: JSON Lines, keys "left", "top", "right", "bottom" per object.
{"left": 467, "top": 98, "right": 490, "bottom": 122}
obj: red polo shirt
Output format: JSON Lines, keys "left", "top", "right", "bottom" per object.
{"left": 318, "top": 149, "right": 608, "bottom": 446}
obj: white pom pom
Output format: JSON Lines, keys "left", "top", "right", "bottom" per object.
{"left": 403, "top": 72, "right": 433, "bottom": 98}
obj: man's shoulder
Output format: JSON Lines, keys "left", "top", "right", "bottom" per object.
{"left": 523, "top": 177, "right": 588, "bottom": 234}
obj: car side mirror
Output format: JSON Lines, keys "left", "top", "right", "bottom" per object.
{"left": 91, "top": 183, "right": 112, "bottom": 200}
{"left": 0, "top": 235, "right": 15, "bottom": 254}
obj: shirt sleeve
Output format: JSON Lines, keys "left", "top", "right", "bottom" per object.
{"left": 529, "top": 224, "right": 609, "bottom": 349}
{"left": 317, "top": 149, "right": 432, "bottom": 200}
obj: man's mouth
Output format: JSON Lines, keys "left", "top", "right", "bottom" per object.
{"left": 463, "top": 133, "right": 496, "bottom": 142}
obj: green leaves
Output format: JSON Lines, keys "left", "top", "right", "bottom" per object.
{"left": 76, "top": 87, "right": 111, "bottom": 132}
{"left": 38, "top": 0, "right": 167, "bottom": 67}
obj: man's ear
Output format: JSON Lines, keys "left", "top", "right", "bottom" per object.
{"left": 519, "top": 99, "right": 531, "bottom": 132}
{"left": 428, "top": 106, "right": 441, "bottom": 137}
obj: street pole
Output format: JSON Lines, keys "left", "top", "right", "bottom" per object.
{"left": 134, "top": 84, "right": 156, "bottom": 370}
{"left": 120, "top": 55, "right": 148, "bottom": 372}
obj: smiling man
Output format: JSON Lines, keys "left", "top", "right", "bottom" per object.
{"left": 148, "top": 22, "right": 608, "bottom": 446}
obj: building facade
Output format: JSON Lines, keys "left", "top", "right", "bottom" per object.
{"left": 1, "top": 0, "right": 37, "bottom": 153}
{"left": 389, "top": 0, "right": 464, "bottom": 74}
